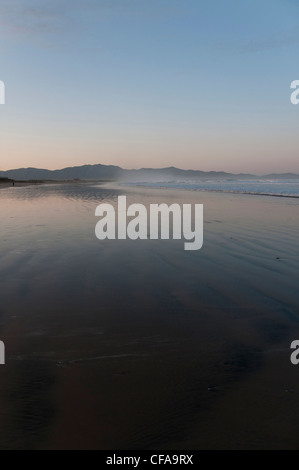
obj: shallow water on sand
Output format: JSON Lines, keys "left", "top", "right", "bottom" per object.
{"left": 1, "top": 182, "right": 299, "bottom": 449}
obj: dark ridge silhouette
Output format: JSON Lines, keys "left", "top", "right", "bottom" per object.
{"left": 1, "top": 164, "right": 299, "bottom": 182}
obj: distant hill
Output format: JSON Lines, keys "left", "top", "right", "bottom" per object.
{"left": 0, "top": 164, "right": 122, "bottom": 181}
{"left": 1, "top": 164, "right": 299, "bottom": 182}
{"left": 0, "top": 177, "right": 13, "bottom": 183}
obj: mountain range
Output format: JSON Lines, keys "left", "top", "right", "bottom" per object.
{"left": 1, "top": 164, "right": 299, "bottom": 182}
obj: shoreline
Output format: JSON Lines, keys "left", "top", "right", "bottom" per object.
{"left": 121, "top": 182, "right": 299, "bottom": 200}
{"left": 2, "top": 179, "right": 299, "bottom": 200}
{"left": 0, "top": 180, "right": 110, "bottom": 190}
{"left": 0, "top": 182, "right": 44, "bottom": 189}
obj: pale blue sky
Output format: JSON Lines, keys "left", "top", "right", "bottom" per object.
{"left": 0, "top": 0, "right": 299, "bottom": 173}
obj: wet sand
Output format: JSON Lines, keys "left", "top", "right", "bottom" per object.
{"left": 0, "top": 183, "right": 299, "bottom": 449}
{"left": 0, "top": 182, "right": 43, "bottom": 190}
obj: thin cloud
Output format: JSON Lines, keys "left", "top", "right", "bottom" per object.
{"left": 0, "top": 0, "right": 116, "bottom": 37}
{"left": 240, "top": 26, "right": 299, "bottom": 53}
{"left": 0, "top": 0, "right": 185, "bottom": 37}
{"left": 0, "top": 1, "right": 69, "bottom": 35}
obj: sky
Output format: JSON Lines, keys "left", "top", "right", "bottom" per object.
{"left": 0, "top": 0, "right": 299, "bottom": 174}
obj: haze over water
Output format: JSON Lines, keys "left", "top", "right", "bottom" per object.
{"left": 133, "top": 179, "right": 299, "bottom": 198}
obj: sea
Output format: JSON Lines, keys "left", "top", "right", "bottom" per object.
{"left": 127, "top": 178, "right": 299, "bottom": 198}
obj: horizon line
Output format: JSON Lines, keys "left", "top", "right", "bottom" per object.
{"left": 1, "top": 163, "right": 299, "bottom": 178}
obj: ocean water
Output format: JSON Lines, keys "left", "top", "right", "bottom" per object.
{"left": 128, "top": 179, "right": 299, "bottom": 197}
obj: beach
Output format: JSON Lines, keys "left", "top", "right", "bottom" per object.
{"left": 0, "top": 182, "right": 299, "bottom": 449}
